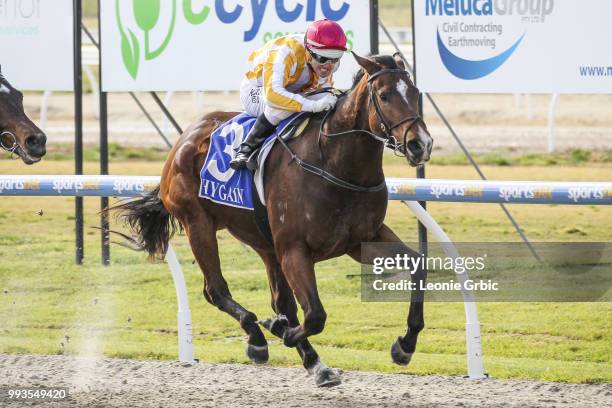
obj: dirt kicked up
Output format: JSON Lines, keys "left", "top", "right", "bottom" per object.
{"left": 1, "top": 354, "right": 610, "bottom": 407}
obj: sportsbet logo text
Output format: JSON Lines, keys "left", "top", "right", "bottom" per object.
{"left": 52, "top": 179, "right": 84, "bottom": 194}
{"left": 567, "top": 186, "right": 607, "bottom": 203}
{"left": 113, "top": 180, "right": 145, "bottom": 195}
{"left": 0, "top": 179, "right": 24, "bottom": 193}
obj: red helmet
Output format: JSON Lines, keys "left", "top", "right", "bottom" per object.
{"left": 304, "top": 19, "right": 347, "bottom": 59}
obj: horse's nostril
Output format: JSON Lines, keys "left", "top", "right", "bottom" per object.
{"left": 407, "top": 139, "right": 423, "bottom": 156}
{"left": 25, "top": 136, "right": 37, "bottom": 148}
{"left": 26, "top": 133, "right": 46, "bottom": 148}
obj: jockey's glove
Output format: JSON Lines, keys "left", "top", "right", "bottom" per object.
{"left": 308, "top": 94, "right": 338, "bottom": 113}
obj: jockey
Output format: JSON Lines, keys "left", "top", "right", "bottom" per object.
{"left": 230, "top": 19, "right": 347, "bottom": 170}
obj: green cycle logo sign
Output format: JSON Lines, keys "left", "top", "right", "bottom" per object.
{"left": 115, "top": 0, "right": 354, "bottom": 79}
{"left": 116, "top": 0, "right": 209, "bottom": 79}
{"left": 103, "top": 1, "right": 369, "bottom": 91}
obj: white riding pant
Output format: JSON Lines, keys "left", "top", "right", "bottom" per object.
{"left": 240, "top": 79, "right": 294, "bottom": 125}
{"left": 240, "top": 78, "right": 328, "bottom": 125}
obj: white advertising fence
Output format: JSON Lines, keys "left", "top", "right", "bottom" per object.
{"left": 101, "top": 0, "right": 371, "bottom": 91}
{"left": 0, "top": 0, "right": 74, "bottom": 91}
{"left": 413, "top": 0, "right": 612, "bottom": 93}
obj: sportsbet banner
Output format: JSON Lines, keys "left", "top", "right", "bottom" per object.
{"left": 414, "top": 0, "right": 612, "bottom": 93}
{"left": 101, "top": 1, "right": 370, "bottom": 91}
{"left": 0, "top": 0, "right": 73, "bottom": 91}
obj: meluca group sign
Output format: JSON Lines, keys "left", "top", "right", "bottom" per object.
{"left": 414, "top": 0, "right": 612, "bottom": 93}
{"left": 0, "top": 0, "right": 73, "bottom": 90}
{"left": 101, "top": 1, "right": 370, "bottom": 91}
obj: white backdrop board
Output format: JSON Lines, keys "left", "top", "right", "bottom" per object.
{"left": 101, "top": 0, "right": 371, "bottom": 91}
{"left": 413, "top": 0, "right": 612, "bottom": 93}
{"left": 0, "top": 0, "right": 74, "bottom": 91}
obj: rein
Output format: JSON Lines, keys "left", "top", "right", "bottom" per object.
{"left": 275, "top": 68, "right": 420, "bottom": 193}
{"left": 275, "top": 134, "right": 387, "bottom": 193}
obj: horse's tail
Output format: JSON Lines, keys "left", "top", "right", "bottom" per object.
{"left": 107, "top": 185, "right": 180, "bottom": 260}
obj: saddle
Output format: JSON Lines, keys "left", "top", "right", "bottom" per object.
{"left": 245, "top": 113, "right": 311, "bottom": 171}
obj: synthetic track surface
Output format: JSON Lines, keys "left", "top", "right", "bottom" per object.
{"left": 1, "top": 354, "right": 610, "bottom": 407}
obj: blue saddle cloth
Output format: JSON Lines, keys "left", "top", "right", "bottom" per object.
{"left": 199, "top": 112, "right": 299, "bottom": 210}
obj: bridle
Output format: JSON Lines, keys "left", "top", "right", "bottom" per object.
{"left": 275, "top": 68, "right": 423, "bottom": 193}
{"left": 0, "top": 75, "right": 20, "bottom": 155}
{"left": 0, "top": 130, "right": 20, "bottom": 155}
{"left": 317, "top": 69, "right": 422, "bottom": 156}
{"left": 366, "top": 68, "right": 422, "bottom": 156}
{"left": 1, "top": 77, "right": 28, "bottom": 158}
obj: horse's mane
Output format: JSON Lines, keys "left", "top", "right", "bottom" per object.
{"left": 351, "top": 55, "right": 400, "bottom": 89}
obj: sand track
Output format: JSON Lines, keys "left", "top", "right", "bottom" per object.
{"left": 1, "top": 354, "right": 610, "bottom": 407}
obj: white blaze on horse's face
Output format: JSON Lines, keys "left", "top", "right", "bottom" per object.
{"left": 0, "top": 84, "right": 10, "bottom": 94}
{"left": 396, "top": 80, "right": 409, "bottom": 105}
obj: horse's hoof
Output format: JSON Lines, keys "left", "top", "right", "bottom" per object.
{"left": 315, "top": 367, "right": 342, "bottom": 387}
{"left": 259, "top": 314, "right": 289, "bottom": 338}
{"left": 391, "top": 337, "right": 413, "bottom": 366}
{"left": 246, "top": 344, "right": 269, "bottom": 364}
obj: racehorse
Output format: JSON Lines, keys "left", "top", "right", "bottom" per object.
{"left": 112, "top": 53, "right": 433, "bottom": 387}
{"left": 0, "top": 65, "right": 46, "bottom": 164}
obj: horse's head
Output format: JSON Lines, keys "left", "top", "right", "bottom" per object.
{"left": 0, "top": 65, "right": 46, "bottom": 164}
{"left": 352, "top": 53, "right": 433, "bottom": 166}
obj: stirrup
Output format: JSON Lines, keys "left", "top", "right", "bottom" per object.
{"left": 230, "top": 154, "right": 249, "bottom": 170}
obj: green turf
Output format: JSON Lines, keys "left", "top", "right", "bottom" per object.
{"left": 0, "top": 158, "right": 610, "bottom": 384}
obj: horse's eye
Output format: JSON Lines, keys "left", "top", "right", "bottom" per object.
{"left": 379, "top": 92, "right": 389, "bottom": 103}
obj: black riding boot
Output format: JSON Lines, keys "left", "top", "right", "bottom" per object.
{"left": 230, "top": 114, "right": 276, "bottom": 170}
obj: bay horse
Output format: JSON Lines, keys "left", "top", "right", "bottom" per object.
{"left": 0, "top": 65, "right": 46, "bottom": 164}
{"left": 113, "top": 53, "right": 433, "bottom": 387}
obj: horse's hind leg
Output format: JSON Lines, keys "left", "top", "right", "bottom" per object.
{"left": 181, "top": 212, "right": 269, "bottom": 364}
{"left": 256, "top": 250, "right": 341, "bottom": 387}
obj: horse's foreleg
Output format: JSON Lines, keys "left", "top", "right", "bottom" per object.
{"left": 258, "top": 251, "right": 319, "bottom": 367}
{"left": 275, "top": 245, "right": 327, "bottom": 348}
{"left": 257, "top": 251, "right": 340, "bottom": 386}
{"left": 182, "top": 213, "right": 269, "bottom": 364}
{"left": 348, "top": 223, "right": 425, "bottom": 366}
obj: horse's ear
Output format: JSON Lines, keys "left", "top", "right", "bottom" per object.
{"left": 393, "top": 53, "right": 406, "bottom": 71}
{"left": 351, "top": 52, "right": 380, "bottom": 76}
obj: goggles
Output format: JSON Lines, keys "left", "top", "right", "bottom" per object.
{"left": 309, "top": 50, "right": 340, "bottom": 65}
